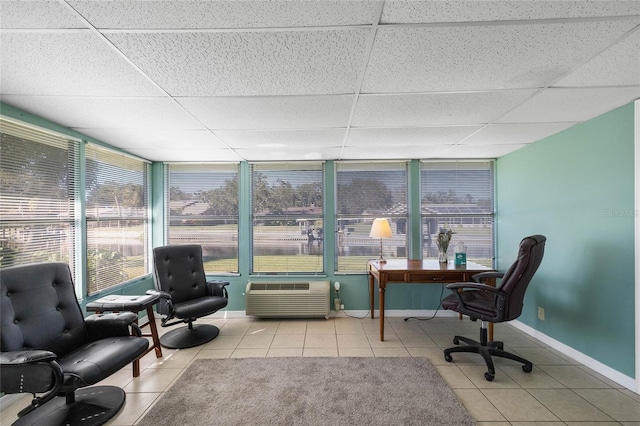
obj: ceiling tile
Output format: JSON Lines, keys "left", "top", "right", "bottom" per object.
{"left": 0, "top": 96, "right": 204, "bottom": 129}
{"left": 363, "top": 20, "right": 640, "bottom": 92}
{"left": 178, "top": 95, "right": 354, "bottom": 129}
{"left": 553, "top": 31, "right": 640, "bottom": 87}
{"left": 106, "top": 30, "right": 370, "bottom": 96}
{"left": 462, "top": 123, "right": 577, "bottom": 146}
{"left": 215, "top": 129, "right": 345, "bottom": 149}
{"left": 125, "top": 148, "right": 243, "bottom": 162}
{"left": 340, "top": 145, "right": 452, "bottom": 159}
{"left": 235, "top": 147, "right": 341, "bottom": 161}
{"left": 71, "top": 128, "right": 228, "bottom": 151}
{"left": 352, "top": 91, "right": 536, "bottom": 127}
{"left": 0, "top": 32, "right": 164, "bottom": 96}
{"left": 442, "top": 144, "right": 528, "bottom": 158}
{"left": 346, "top": 126, "right": 481, "bottom": 147}
{"left": 497, "top": 87, "right": 640, "bottom": 123}
{"left": 68, "top": 1, "right": 379, "bottom": 29}
{"left": 0, "top": 1, "right": 87, "bottom": 28}
{"left": 381, "top": 0, "right": 640, "bottom": 24}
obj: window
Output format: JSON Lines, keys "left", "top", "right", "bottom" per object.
{"left": 420, "top": 161, "right": 494, "bottom": 267}
{"left": 85, "top": 144, "right": 150, "bottom": 295}
{"left": 250, "top": 162, "right": 324, "bottom": 274}
{"left": 0, "top": 118, "right": 79, "bottom": 283}
{"left": 335, "top": 161, "right": 409, "bottom": 273}
{"left": 165, "top": 163, "right": 239, "bottom": 273}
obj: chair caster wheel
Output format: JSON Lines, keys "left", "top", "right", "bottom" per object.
{"left": 484, "top": 372, "right": 494, "bottom": 381}
{"left": 453, "top": 337, "right": 459, "bottom": 345}
{"left": 444, "top": 354, "right": 453, "bottom": 362}
{"left": 522, "top": 364, "right": 533, "bottom": 373}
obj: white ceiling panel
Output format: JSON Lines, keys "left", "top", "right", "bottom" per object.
{"left": 497, "top": 87, "right": 640, "bottom": 123}
{"left": 178, "top": 95, "right": 354, "bottom": 130}
{"left": 0, "top": 96, "right": 204, "bottom": 130}
{"left": 126, "top": 148, "right": 243, "bottom": 163}
{"left": 340, "top": 145, "right": 452, "bottom": 159}
{"left": 381, "top": 0, "right": 640, "bottom": 24}
{"left": 67, "top": 1, "right": 379, "bottom": 29}
{"left": 0, "top": 1, "right": 87, "bottom": 29}
{"left": 553, "top": 30, "right": 640, "bottom": 87}
{"left": 235, "top": 147, "right": 342, "bottom": 161}
{"left": 215, "top": 129, "right": 345, "bottom": 149}
{"left": 461, "top": 123, "right": 577, "bottom": 146}
{"left": 71, "top": 128, "right": 228, "bottom": 151}
{"left": 1, "top": 1, "right": 639, "bottom": 162}
{"left": 105, "top": 29, "right": 370, "bottom": 96}
{"left": 352, "top": 91, "right": 537, "bottom": 127}
{"left": 0, "top": 31, "right": 164, "bottom": 97}
{"left": 363, "top": 20, "right": 640, "bottom": 93}
{"left": 443, "top": 144, "right": 529, "bottom": 158}
{"left": 346, "top": 126, "right": 482, "bottom": 147}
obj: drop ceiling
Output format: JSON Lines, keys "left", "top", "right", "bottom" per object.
{"left": 1, "top": 0, "right": 638, "bottom": 162}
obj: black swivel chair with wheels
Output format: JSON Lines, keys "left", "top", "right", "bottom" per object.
{"left": 441, "top": 235, "right": 546, "bottom": 381}
{"left": 0, "top": 262, "right": 149, "bottom": 426}
{"left": 151, "top": 244, "right": 230, "bottom": 349}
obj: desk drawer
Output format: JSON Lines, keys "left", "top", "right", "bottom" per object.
{"left": 385, "top": 271, "right": 408, "bottom": 282}
{"left": 408, "top": 272, "right": 466, "bottom": 283}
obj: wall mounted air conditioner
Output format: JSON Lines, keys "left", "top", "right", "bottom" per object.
{"left": 245, "top": 281, "right": 330, "bottom": 318}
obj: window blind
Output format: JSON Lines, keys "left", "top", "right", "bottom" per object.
{"left": 0, "top": 117, "right": 79, "bottom": 283}
{"left": 420, "top": 160, "right": 494, "bottom": 266}
{"left": 85, "top": 144, "right": 149, "bottom": 294}
{"left": 165, "top": 163, "right": 239, "bottom": 273}
{"left": 335, "top": 161, "right": 409, "bottom": 272}
{"left": 250, "top": 162, "right": 324, "bottom": 274}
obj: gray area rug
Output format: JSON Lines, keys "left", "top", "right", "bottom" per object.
{"left": 138, "top": 357, "right": 476, "bottom": 426}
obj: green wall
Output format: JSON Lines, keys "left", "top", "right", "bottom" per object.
{"left": 496, "top": 102, "right": 636, "bottom": 377}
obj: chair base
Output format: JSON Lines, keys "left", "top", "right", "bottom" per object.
{"left": 160, "top": 324, "right": 220, "bottom": 349}
{"left": 13, "top": 386, "right": 125, "bottom": 426}
{"left": 444, "top": 334, "right": 533, "bottom": 381}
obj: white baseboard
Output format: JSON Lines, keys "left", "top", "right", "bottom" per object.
{"left": 510, "top": 320, "right": 637, "bottom": 392}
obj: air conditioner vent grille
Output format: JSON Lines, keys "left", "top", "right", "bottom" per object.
{"left": 245, "top": 280, "right": 330, "bottom": 318}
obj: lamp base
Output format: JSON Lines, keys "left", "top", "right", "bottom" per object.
{"left": 377, "top": 258, "right": 387, "bottom": 264}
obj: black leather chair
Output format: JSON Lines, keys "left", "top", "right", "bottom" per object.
{"left": 0, "top": 262, "right": 149, "bottom": 426}
{"left": 151, "top": 244, "right": 229, "bottom": 349}
{"left": 441, "top": 235, "right": 546, "bottom": 381}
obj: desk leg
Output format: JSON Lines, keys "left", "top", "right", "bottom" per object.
{"left": 146, "top": 306, "right": 163, "bottom": 358}
{"left": 489, "top": 323, "right": 494, "bottom": 342}
{"left": 369, "top": 273, "right": 375, "bottom": 319}
{"left": 379, "top": 279, "right": 386, "bottom": 342}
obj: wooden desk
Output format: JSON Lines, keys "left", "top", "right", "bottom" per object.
{"left": 368, "top": 259, "right": 495, "bottom": 341}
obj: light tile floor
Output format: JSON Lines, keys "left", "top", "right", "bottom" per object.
{"left": 2, "top": 315, "right": 640, "bottom": 425}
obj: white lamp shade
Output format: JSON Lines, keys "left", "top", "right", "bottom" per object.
{"left": 369, "top": 218, "right": 392, "bottom": 239}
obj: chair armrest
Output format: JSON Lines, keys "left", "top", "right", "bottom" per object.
{"left": 147, "top": 288, "right": 172, "bottom": 300}
{"left": 446, "top": 282, "right": 500, "bottom": 292}
{"left": 0, "top": 350, "right": 56, "bottom": 365}
{"left": 207, "top": 280, "right": 230, "bottom": 298}
{"left": 84, "top": 312, "right": 140, "bottom": 338}
{"left": 472, "top": 271, "right": 504, "bottom": 283}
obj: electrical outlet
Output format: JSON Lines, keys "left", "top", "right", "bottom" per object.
{"left": 538, "top": 306, "right": 545, "bottom": 321}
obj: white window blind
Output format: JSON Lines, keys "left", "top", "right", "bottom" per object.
{"left": 420, "top": 160, "right": 494, "bottom": 266}
{"left": 335, "top": 161, "right": 408, "bottom": 272}
{"left": 250, "top": 162, "right": 324, "bottom": 274}
{"left": 165, "top": 163, "right": 239, "bottom": 273}
{"left": 0, "top": 117, "right": 79, "bottom": 282}
{"left": 85, "top": 144, "right": 149, "bottom": 295}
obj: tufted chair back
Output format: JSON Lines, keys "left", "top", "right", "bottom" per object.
{"left": 1, "top": 262, "right": 86, "bottom": 357}
{"left": 153, "top": 244, "right": 208, "bottom": 309}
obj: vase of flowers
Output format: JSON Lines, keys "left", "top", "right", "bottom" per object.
{"left": 436, "top": 228, "right": 454, "bottom": 263}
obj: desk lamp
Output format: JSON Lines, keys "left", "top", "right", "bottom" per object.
{"left": 369, "top": 218, "right": 392, "bottom": 263}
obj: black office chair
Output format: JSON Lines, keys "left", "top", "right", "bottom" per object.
{"left": 0, "top": 262, "right": 149, "bottom": 426}
{"left": 441, "top": 235, "right": 546, "bottom": 381}
{"left": 151, "top": 244, "right": 229, "bottom": 349}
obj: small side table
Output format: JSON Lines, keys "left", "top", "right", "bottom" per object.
{"left": 86, "top": 294, "right": 163, "bottom": 377}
